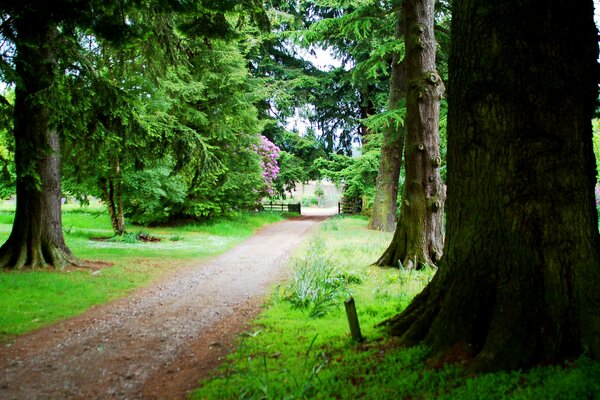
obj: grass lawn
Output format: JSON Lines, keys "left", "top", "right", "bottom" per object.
{"left": 191, "top": 216, "right": 600, "bottom": 400}
{"left": 0, "top": 203, "right": 285, "bottom": 340}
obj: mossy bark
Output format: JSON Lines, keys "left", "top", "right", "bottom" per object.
{"left": 0, "top": 16, "right": 79, "bottom": 270}
{"left": 369, "top": 14, "right": 405, "bottom": 232}
{"left": 376, "top": 0, "right": 445, "bottom": 269}
{"left": 382, "top": 0, "right": 600, "bottom": 371}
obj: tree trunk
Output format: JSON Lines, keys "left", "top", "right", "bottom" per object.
{"left": 376, "top": 0, "right": 445, "bottom": 268}
{"left": 382, "top": 0, "right": 600, "bottom": 371}
{"left": 101, "top": 155, "right": 126, "bottom": 236}
{"left": 359, "top": 89, "right": 377, "bottom": 139}
{"left": 0, "top": 17, "right": 79, "bottom": 269}
{"left": 368, "top": 13, "right": 406, "bottom": 232}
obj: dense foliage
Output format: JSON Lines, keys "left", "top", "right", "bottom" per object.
{"left": 0, "top": 0, "right": 450, "bottom": 227}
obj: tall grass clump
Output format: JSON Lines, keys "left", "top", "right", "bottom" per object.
{"left": 283, "top": 237, "right": 348, "bottom": 318}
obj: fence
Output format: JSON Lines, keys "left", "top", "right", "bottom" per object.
{"left": 261, "top": 202, "right": 301, "bottom": 214}
{"left": 338, "top": 198, "right": 362, "bottom": 215}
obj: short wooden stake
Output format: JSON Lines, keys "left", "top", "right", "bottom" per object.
{"left": 344, "top": 296, "right": 363, "bottom": 342}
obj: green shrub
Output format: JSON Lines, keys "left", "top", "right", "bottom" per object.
{"left": 122, "top": 162, "right": 187, "bottom": 225}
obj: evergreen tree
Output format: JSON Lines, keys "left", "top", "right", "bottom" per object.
{"left": 381, "top": 0, "right": 600, "bottom": 371}
{"left": 376, "top": 0, "right": 445, "bottom": 269}
{"left": 368, "top": 9, "right": 405, "bottom": 231}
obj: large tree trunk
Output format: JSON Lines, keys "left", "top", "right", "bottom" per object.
{"left": 368, "top": 14, "right": 406, "bottom": 232}
{"left": 382, "top": 0, "right": 600, "bottom": 371}
{"left": 0, "top": 17, "right": 79, "bottom": 270}
{"left": 375, "top": 0, "right": 445, "bottom": 268}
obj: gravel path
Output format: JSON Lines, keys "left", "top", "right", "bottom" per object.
{"left": 0, "top": 214, "right": 329, "bottom": 399}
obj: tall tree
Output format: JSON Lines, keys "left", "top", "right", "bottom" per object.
{"left": 381, "top": 0, "right": 600, "bottom": 371}
{"left": 368, "top": 11, "right": 405, "bottom": 231}
{"left": 289, "top": 1, "right": 397, "bottom": 154}
{"left": 376, "top": 0, "right": 445, "bottom": 268}
{"left": 0, "top": 0, "right": 185, "bottom": 267}
{"left": 0, "top": 11, "right": 78, "bottom": 269}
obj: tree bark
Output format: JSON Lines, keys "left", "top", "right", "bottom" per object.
{"left": 359, "top": 88, "right": 377, "bottom": 139}
{"left": 0, "top": 16, "right": 79, "bottom": 269}
{"left": 368, "top": 13, "right": 406, "bottom": 232}
{"left": 382, "top": 0, "right": 600, "bottom": 371}
{"left": 101, "top": 156, "right": 126, "bottom": 236}
{"left": 376, "top": 0, "right": 445, "bottom": 268}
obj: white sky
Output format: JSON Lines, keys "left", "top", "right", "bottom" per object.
{"left": 300, "top": 46, "right": 343, "bottom": 71}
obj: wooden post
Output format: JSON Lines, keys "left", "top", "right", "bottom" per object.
{"left": 344, "top": 297, "right": 363, "bottom": 342}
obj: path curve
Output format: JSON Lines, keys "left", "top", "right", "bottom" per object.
{"left": 0, "top": 215, "right": 329, "bottom": 399}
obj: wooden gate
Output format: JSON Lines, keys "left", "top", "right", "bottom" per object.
{"left": 261, "top": 202, "right": 301, "bottom": 214}
{"left": 338, "top": 197, "right": 362, "bottom": 215}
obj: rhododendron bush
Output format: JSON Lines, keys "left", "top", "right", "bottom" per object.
{"left": 256, "top": 135, "right": 280, "bottom": 197}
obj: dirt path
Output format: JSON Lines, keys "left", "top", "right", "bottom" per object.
{"left": 0, "top": 213, "right": 331, "bottom": 399}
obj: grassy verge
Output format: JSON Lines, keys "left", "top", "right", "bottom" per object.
{"left": 191, "top": 216, "right": 600, "bottom": 400}
{"left": 0, "top": 205, "right": 285, "bottom": 339}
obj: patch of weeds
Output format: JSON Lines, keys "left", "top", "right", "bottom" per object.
{"left": 338, "top": 269, "right": 364, "bottom": 284}
{"left": 287, "top": 335, "right": 329, "bottom": 398}
{"left": 108, "top": 232, "right": 139, "bottom": 244}
{"left": 283, "top": 237, "right": 349, "bottom": 318}
{"left": 109, "top": 232, "right": 139, "bottom": 243}
{"left": 255, "top": 336, "right": 326, "bottom": 399}
{"left": 323, "top": 218, "right": 340, "bottom": 231}
{"left": 108, "top": 231, "right": 161, "bottom": 243}
{"left": 169, "top": 235, "right": 184, "bottom": 241}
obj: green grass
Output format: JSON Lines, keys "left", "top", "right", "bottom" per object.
{"left": 0, "top": 263, "right": 159, "bottom": 337}
{"left": 0, "top": 205, "right": 284, "bottom": 339}
{"left": 191, "top": 216, "right": 600, "bottom": 400}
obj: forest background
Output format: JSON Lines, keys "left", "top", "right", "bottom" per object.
{"left": 1, "top": 1, "right": 599, "bottom": 235}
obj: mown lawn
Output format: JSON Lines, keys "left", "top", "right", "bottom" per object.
{"left": 192, "top": 216, "right": 600, "bottom": 400}
{"left": 0, "top": 204, "right": 285, "bottom": 340}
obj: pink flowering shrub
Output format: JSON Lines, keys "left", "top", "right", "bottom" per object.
{"left": 256, "top": 135, "right": 280, "bottom": 197}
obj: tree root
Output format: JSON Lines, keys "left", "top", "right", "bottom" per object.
{"left": 0, "top": 238, "right": 81, "bottom": 270}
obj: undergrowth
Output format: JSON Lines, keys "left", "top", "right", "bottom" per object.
{"left": 282, "top": 237, "right": 350, "bottom": 318}
{"left": 191, "top": 216, "right": 600, "bottom": 400}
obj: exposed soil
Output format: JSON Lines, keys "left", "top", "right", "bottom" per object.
{"left": 0, "top": 211, "right": 333, "bottom": 399}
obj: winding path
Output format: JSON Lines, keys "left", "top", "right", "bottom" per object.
{"left": 0, "top": 210, "right": 333, "bottom": 399}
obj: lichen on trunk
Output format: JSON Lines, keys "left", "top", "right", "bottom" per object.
{"left": 375, "top": 0, "right": 445, "bottom": 269}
